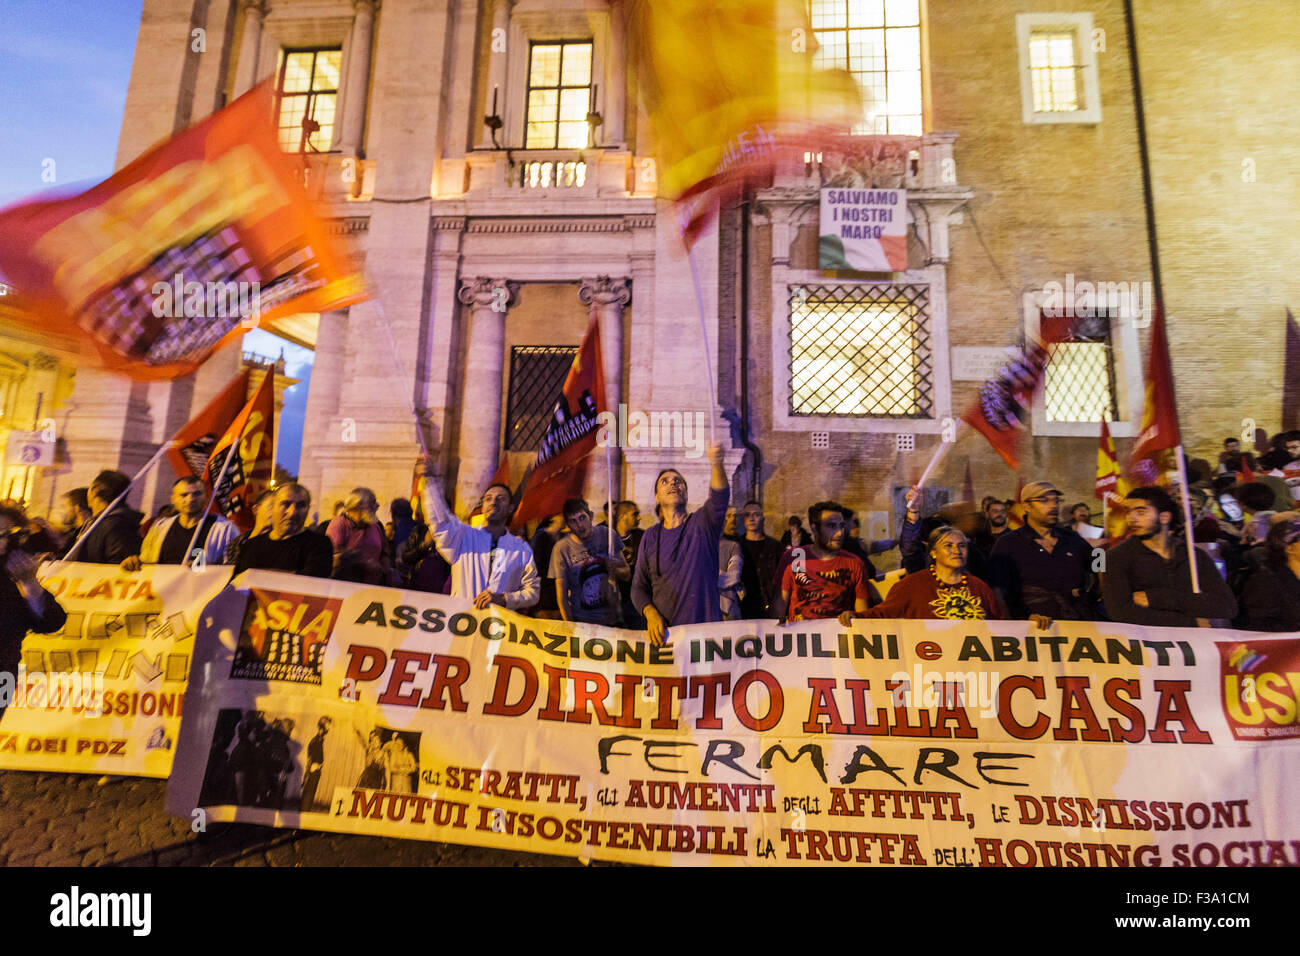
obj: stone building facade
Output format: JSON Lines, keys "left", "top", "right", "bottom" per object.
{"left": 4, "top": 0, "right": 1296, "bottom": 544}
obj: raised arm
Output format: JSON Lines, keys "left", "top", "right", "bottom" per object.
{"left": 417, "top": 457, "right": 468, "bottom": 561}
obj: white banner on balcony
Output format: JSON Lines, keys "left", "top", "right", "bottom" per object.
{"left": 819, "top": 188, "right": 908, "bottom": 272}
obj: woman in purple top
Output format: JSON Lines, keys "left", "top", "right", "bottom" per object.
{"left": 326, "top": 488, "right": 389, "bottom": 584}
{"left": 631, "top": 442, "right": 728, "bottom": 645}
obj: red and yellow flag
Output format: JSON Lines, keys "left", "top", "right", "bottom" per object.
{"left": 622, "top": 0, "right": 860, "bottom": 244}
{"left": 166, "top": 370, "right": 252, "bottom": 482}
{"left": 204, "top": 372, "right": 275, "bottom": 532}
{"left": 0, "top": 83, "right": 365, "bottom": 380}
{"left": 1096, "top": 419, "right": 1130, "bottom": 539}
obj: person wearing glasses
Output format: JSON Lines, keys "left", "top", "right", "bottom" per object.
{"left": 989, "top": 481, "right": 1095, "bottom": 627}
{"left": 631, "top": 442, "right": 728, "bottom": 646}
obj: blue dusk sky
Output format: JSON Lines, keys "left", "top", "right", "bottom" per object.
{"left": 0, "top": 0, "right": 313, "bottom": 474}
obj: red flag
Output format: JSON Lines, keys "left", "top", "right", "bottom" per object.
{"left": 1129, "top": 300, "right": 1182, "bottom": 472}
{"left": 0, "top": 83, "right": 365, "bottom": 380}
{"left": 166, "top": 370, "right": 251, "bottom": 481}
{"left": 203, "top": 372, "right": 275, "bottom": 531}
{"left": 511, "top": 317, "right": 607, "bottom": 526}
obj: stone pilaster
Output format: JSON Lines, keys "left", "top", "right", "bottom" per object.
{"left": 232, "top": 0, "right": 268, "bottom": 97}
{"left": 336, "top": 0, "right": 379, "bottom": 155}
{"left": 454, "top": 276, "right": 518, "bottom": 510}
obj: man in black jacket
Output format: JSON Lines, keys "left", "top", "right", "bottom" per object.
{"left": 71, "top": 470, "right": 143, "bottom": 564}
{"left": 1102, "top": 486, "right": 1237, "bottom": 627}
{"left": 0, "top": 505, "right": 67, "bottom": 722}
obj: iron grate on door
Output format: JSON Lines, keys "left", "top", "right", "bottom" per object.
{"left": 506, "top": 345, "right": 579, "bottom": 451}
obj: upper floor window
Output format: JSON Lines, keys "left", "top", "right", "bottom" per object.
{"left": 1015, "top": 13, "right": 1102, "bottom": 124}
{"left": 1028, "top": 32, "right": 1081, "bottom": 112}
{"left": 276, "top": 48, "right": 342, "bottom": 152}
{"left": 524, "top": 40, "right": 594, "bottom": 149}
{"left": 809, "top": 0, "right": 923, "bottom": 135}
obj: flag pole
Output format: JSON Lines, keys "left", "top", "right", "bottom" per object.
{"left": 1174, "top": 444, "right": 1201, "bottom": 593}
{"left": 686, "top": 246, "right": 717, "bottom": 447}
{"left": 63, "top": 444, "right": 170, "bottom": 562}
{"left": 372, "top": 298, "right": 431, "bottom": 459}
{"left": 183, "top": 438, "right": 240, "bottom": 567}
{"left": 915, "top": 420, "right": 962, "bottom": 490}
{"left": 606, "top": 439, "right": 615, "bottom": 555}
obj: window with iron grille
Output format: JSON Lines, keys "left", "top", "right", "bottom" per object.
{"left": 276, "top": 48, "right": 342, "bottom": 152}
{"left": 524, "top": 41, "right": 594, "bottom": 149}
{"left": 1028, "top": 31, "right": 1082, "bottom": 112}
{"left": 1043, "top": 312, "right": 1118, "bottom": 422}
{"left": 506, "top": 346, "right": 579, "bottom": 451}
{"left": 808, "top": 0, "right": 923, "bottom": 135}
{"left": 788, "top": 283, "right": 933, "bottom": 418}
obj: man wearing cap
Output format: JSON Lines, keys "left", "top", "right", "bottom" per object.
{"left": 989, "top": 480, "right": 1095, "bottom": 627}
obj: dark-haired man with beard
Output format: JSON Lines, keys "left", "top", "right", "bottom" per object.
{"left": 1102, "top": 486, "right": 1236, "bottom": 627}
{"left": 773, "top": 500, "right": 877, "bottom": 627}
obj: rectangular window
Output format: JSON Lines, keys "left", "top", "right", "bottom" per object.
{"left": 1044, "top": 312, "right": 1118, "bottom": 422}
{"left": 1029, "top": 31, "right": 1081, "bottom": 112}
{"left": 1015, "top": 13, "right": 1102, "bottom": 124}
{"left": 276, "top": 48, "right": 342, "bottom": 152}
{"left": 506, "top": 346, "right": 580, "bottom": 451}
{"left": 808, "top": 0, "right": 923, "bottom": 135}
{"left": 788, "top": 283, "right": 933, "bottom": 418}
{"left": 524, "top": 41, "right": 593, "bottom": 149}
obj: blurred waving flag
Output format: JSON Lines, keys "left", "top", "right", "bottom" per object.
{"left": 961, "top": 311, "right": 1077, "bottom": 471}
{"left": 621, "top": 0, "right": 861, "bottom": 245}
{"left": 0, "top": 83, "right": 365, "bottom": 380}
{"left": 511, "top": 316, "right": 607, "bottom": 527}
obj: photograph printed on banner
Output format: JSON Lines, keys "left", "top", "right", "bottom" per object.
{"left": 198, "top": 708, "right": 420, "bottom": 814}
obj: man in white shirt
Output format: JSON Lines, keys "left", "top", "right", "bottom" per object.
{"left": 416, "top": 458, "right": 539, "bottom": 611}
{"left": 122, "top": 477, "right": 238, "bottom": 569}
{"left": 1067, "top": 502, "right": 1104, "bottom": 541}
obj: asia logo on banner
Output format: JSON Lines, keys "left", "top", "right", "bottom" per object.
{"left": 819, "top": 188, "right": 908, "bottom": 272}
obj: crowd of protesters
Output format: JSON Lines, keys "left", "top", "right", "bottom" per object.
{"left": 7, "top": 429, "right": 1300, "bottom": 646}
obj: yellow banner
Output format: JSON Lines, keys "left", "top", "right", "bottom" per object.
{"left": 0, "top": 563, "right": 230, "bottom": 776}
{"left": 167, "top": 571, "right": 1300, "bottom": 866}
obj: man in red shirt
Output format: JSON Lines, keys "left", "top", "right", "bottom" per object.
{"left": 774, "top": 500, "right": 876, "bottom": 626}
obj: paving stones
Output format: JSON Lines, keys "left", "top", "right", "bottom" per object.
{"left": 0, "top": 770, "right": 594, "bottom": 867}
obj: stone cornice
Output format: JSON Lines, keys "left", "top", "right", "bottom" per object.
{"left": 452, "top": 215, "right": 656, "bottom": 235}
